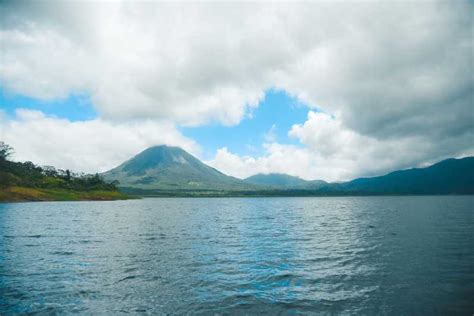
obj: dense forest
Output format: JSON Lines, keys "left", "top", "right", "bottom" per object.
{"left": 0, "top": 142, "right": 127, "bottom": 202}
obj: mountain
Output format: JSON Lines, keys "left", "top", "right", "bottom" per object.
{"left": 244, "top": 173, "right": 327, "bottom": 189}
{"left": 328, "top": 157, "right": 474, "bottom": 195}
{"left": 244, "top": 173, "right": 308, "bottom": 187}
{"left": 103, "top": 145, "right": 255, "bottom": 192}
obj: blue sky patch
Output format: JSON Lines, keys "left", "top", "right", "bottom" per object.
{"left": 181, "top": 90, "right": 310, "bottom": 159}
{"left": 0, "top": 87, "right": 97, "bottom": 121}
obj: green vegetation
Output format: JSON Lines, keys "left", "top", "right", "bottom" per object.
{"left": 0, "top": 142, "right": 128, "bottom": 202}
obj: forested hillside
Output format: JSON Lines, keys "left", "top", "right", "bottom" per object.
{"left": 0, "top": 142, "right": 128, "bottom": 202}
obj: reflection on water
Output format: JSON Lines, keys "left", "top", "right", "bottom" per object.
{"left": 1, "top": 196, "right": 473, "bottom": 314}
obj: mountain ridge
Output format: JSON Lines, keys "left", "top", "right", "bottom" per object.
{"left": 103, "top": 145, "right": 474, "bottom": 196}
{"left": 333, "top": 157, "right": 474, "bottom": 195}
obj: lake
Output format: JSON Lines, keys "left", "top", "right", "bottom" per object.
{"left": 1, "top": 196, "right": 473, "bottom": 314}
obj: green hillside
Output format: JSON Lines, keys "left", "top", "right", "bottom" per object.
{"left": 332, "top": 157, "right": 474, "bottom": 195}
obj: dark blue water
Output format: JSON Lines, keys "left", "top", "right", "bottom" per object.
{"left": 1, "top": 196, "right": 473, "bottom": 315}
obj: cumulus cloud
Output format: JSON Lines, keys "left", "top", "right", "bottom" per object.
{"left": 0, "top": 1, "right": 472, "bottom": 178}
{"left": 208, "top": 111, "right": 474, "bottom": 182}
{"left": 0, "top": 109, "right": 198, "bottom": 173}
{"left": 2, "top": 2, "right": 471, "bottom": 130}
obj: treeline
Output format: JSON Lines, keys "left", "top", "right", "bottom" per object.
{"left": 0, "top": 142, "right": 119, "bottom": 191}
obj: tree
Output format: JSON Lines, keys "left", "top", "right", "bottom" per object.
{"left": 0, "top": 141, "right": 13, "bottom": 161}
{"left": 43, "top": 166, "right": 59, "bottom": 177}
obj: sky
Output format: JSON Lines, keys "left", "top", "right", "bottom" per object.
{"left": 0, "top": 1, "right": 472, "bottom": 182}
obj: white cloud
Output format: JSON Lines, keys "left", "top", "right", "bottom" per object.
{"left": 0, "top": 2, "right": 283, "bottom": 125}
{"left": 0, "top": 1, "right": 472, "bottom": 178}
{"left": 1, "top": 2, "right": 471, "bottom": 131}
{"left": 208, "top": 111, "right": 474, "bottom": 182}
{"left": 0, "top": 109, "right": 198, "bottom": 173}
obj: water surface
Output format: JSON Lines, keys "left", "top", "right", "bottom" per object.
{"left": 1, "top": 196, "right": 473, "bottom": 314}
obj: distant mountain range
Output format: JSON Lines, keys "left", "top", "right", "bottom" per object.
{"left": 103, "top": 145, "right": 474, "bottom": 196}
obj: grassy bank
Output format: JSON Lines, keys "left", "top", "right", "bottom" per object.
{"left": 0, "top": 186, "right": 129, "bottom": 202}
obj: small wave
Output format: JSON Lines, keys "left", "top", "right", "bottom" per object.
{"left": 77, "top": 289, "right": 100, "bottom": 296}
{"left": 132, "top": 308, "right": 147, "bottom": 313}
{"left": 4, "top": 234, "right": 44, "bottom": 239}
{"left": 79, "top": 239, "right": 102, "bottom": 244}
{"left": 26, "top": 234, "right": 44, "bottom": 238}
{"left": 51, "top": 251, "right": 74, "bottom": 255}
{"left": 117, "top": 275, "right": 138, "bottom": 283}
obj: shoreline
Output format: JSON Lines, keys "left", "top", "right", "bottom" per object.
{"left": 2, "top": 186, "right": 472, "bottom": 203}
{"left": 0, "top": 186, "right": 130, "bottom": 203}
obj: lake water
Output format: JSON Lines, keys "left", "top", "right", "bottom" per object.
{"left": 0, "top": 196, "right": 473, "bottom": 315}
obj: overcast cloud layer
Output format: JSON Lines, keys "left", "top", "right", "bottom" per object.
{"left": 0, "top": 1, "right": 472, "bottom": 181}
